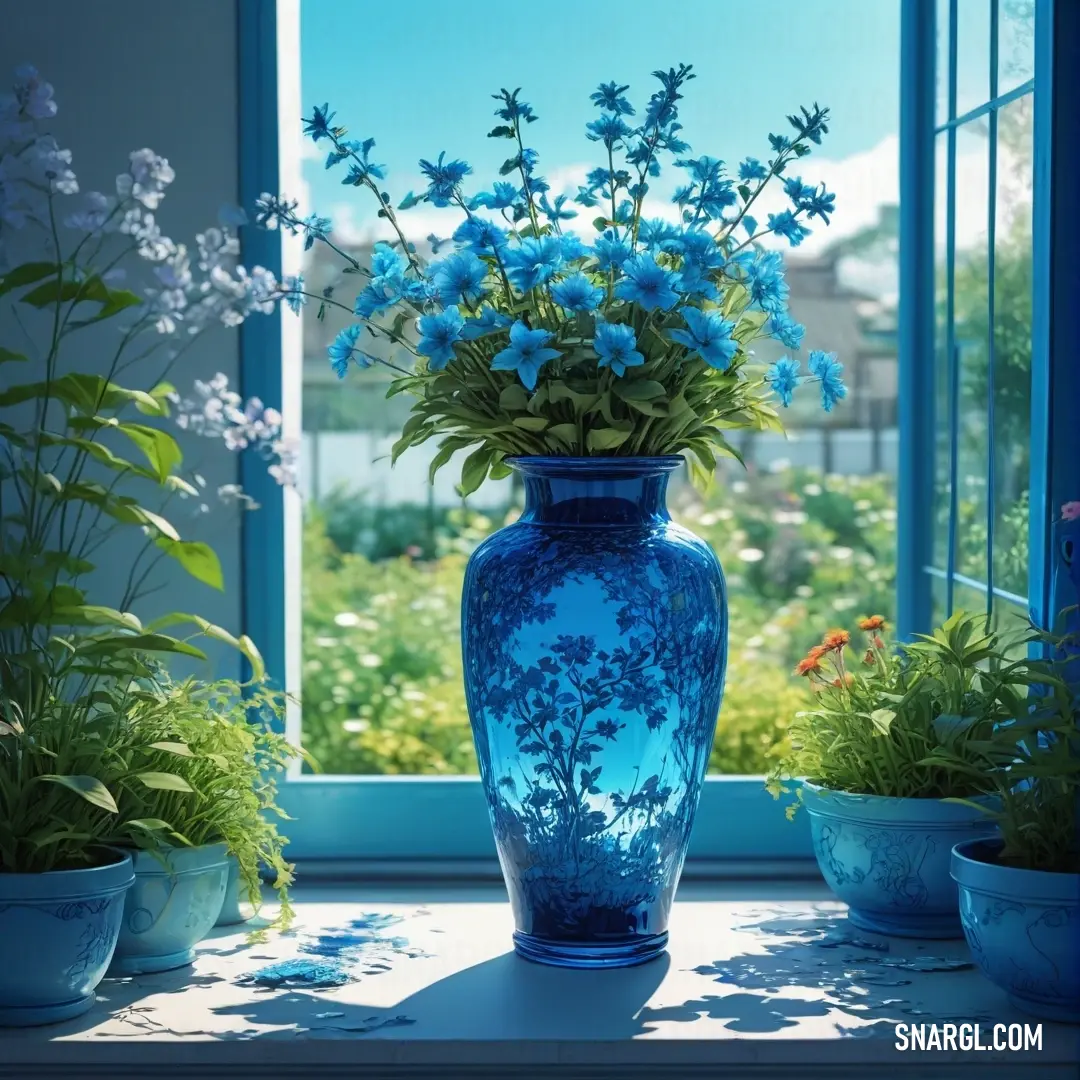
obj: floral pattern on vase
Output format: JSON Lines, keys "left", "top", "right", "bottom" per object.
{"left": 461, "top": 457, "right": 726, "bottom": 968}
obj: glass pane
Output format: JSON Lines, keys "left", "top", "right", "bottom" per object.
{"left": 937, "top": 0, "right": 952, "bottom": 126}
{"left": 931, "top": 574, "right": 1027, "bottom": 638}
{"left": 990, "top": 93, "right": 1034, "bottom": 598}
{"left": 956, "top": 0, "right": 992, "bottom": 116}
{"left": 932, "top": 131, "right": 952, "bottom": 571}
{"left": 294, "top": 0, "right": 901, "bottom": 776}
{"left": 953, "top": 120, "right": 992, "bottom": 585}
{"left": 998, "top": 0, "right": 1035, "bottom": 93}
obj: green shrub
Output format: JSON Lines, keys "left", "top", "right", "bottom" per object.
{"left": 299, "top": 466, "right": 898, "bottom": 775}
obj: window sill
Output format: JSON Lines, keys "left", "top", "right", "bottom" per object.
{"left": 3, "top": 882, "right": 1075, "bottom": 1080}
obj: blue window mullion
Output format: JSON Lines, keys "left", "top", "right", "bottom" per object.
{"left": 984, "top": 0, "right": 999, "bottom": 622}
{"left": 897, "top": 0, "right": 939, "bottom": 640}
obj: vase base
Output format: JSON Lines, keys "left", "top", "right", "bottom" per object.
{"left": 0, "top": 993, "right": 95, "bottom": 1028}
{"left": 847, "top": 907, "right": 963, "bottom": 939}
{"left": 107, "top": 947, "right": 195, "bottom": 976}
{"left": 1008, "top": 993, "right": 1080, "bottom": 1024}
{"left": 512, "top": 929, "right": 668, "bottom": 968}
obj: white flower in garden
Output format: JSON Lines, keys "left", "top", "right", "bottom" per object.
{"left": 63, "top": 191, "right": 113, "bottom": 233}
{"left": 27, "top": 135, "right": 77, "bottom": 194}
{"left": 13, "top": 66, "right": 56, "bottom": 121}
{"left": 737, "top": 548, "right": 765, "bottom": 562}
{"left": 195, "top": 226, "right": 239, "bottom": 271}
{"left": 116, "top": 148, "right": 174, "bottom": 209}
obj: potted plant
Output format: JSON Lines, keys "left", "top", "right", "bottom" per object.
{"left": 0, "top": 64, "right": 285, "bottom": 1023}
{"left": 254, "top": 66, "right": 845, "bottom": 967}
{"left": 939, "top": 615, "right": 1080, "bottom": 1021}
{"left": 767, "top": 612, "right": 1042, "bottom": 938}
{"left": 104, "top": 672, "right": 308, "bottom": 973}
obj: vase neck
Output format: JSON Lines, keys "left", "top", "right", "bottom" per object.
{"left": 512, "top": 457, "right": 679, "bottom": 526}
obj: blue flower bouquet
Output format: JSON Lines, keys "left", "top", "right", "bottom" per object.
{"left": 259, "top": 63, "right": 845, "bottom": 493}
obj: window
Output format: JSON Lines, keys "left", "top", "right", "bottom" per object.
{"left": 239, "top": 0, "right": 1063, "bottom": 864}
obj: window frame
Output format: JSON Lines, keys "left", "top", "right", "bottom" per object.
{"left": 238, "top": 0, "right": 1066, "bottom": 866}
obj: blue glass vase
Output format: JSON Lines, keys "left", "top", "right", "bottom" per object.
{"left": 461, "top": 456, "right": 727, "bottom": 968}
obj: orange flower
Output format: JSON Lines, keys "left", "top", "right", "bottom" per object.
{"left": 806, "top": 644, "right": 827, "bottom": 660}
{"left": 858, "top": 615, "right": 887, "bottom": 631}
{"left": 794, "top": 654, "right": 824, "bottom": 677}
{"left": 863, "top": 649, "right": 876, "bottom": 666}
{"left": 821, "top": 629, "right": 850, "bottom": 651}
{"left": 832, "top": 674, "right": 855, "bottom": 688}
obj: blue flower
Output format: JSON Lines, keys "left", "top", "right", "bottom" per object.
{"left": 783, "top": 175, "right": 817, "bottom": 203}
{"left": 493, "top": 89, "right": 537, "bottom": 124}
{"left": 586, "top": 113, "right": 633, "bottom": 148}
{"left": 432, "top": 251, "right": 488, "bottom": 305}
{"left": 768, "top": 209, "right": 812, "bottom": 247}
{"left": 590, "top": 81, "right": 635, "bottom": 116}
{"left": 336, "top": 138, "right": 386, "bottom": 185}
{"left": 281, "top": 274, "right": 306, "bottom": 315}
{"left": 739, "top": 157, "right": 768, "bottom": 182}
{"left": 560, "top": 233, "right": 588, "bottom": 262}
{"left": 668, "top": 307, "right": 737, "bottom": 370}
{"left": 593, "top": 230, "right": 632, "bottom": 270}
{"left": 551, "top": 272, "right": 604, "bottom": 312}
{"left": 461, "top": 305, "right": 512, "bottom": 340}
{"left": 808, "top": 350, "right": 847, "bottom": 412}
{"left": 469, "top": 181, "right": 519, "bottom": 210}
{"left": 452, "top": 217, "right": 508, "bottom": 255}
{"left": 768, "top": 132, "right": 792, "bottom": 154}
{"left": 614, "top": 253, "right": 681, "bottom": 311}
{"left": 419, "top": 151, "right": 473, "bottom": 207}
{"left": 303, "top": 103, "right": 337, "bottom": 143}
{"left": 679, "top": 229, "right": 725, "bottom": 298}
{"left": 745, "top": 250, "right": 789, "bottom": 315}
{"left": 804, "top": 182, "right": 836, "bottom": 224}
{"left": 539, "top": 192, "right": 578, "bottom": 223}
{"left": 638, "top": 218, "right": 682, "bottom": 252}
{"left": 371, "top": 243, "right": 407, "bottom": 284}
{"left": 328, "top": 324, "right": 361, "bottom": 378}
{"left": 504, "top": 235, "right": 564, "bottom": 292}
{"left": 354, "top": 283, "right": 401, "bottom": 318}
{"left": 593, "top": 320, "right": 645, "bottom": 377}
{"left": 417, "top": 306, "right": 465, "bottom": 371}
{"left": 427, "top": 232, "right": 449, "bottom": 254}
{"left": 767, "top": 357, "right": 802, "bottom": 407}
{"left": 300, "top": 213, "right": 331, "bottom": 250}
{"left": 491, "top": 320, "right": 561, "bottom": 389}
{"left": 766, "top": 311, "right": 805, "bottom": 350}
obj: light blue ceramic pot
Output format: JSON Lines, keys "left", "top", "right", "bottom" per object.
{"left": 214, "top": 853, "right": 256, "bottom": 927}
{"left": 0, "top": 849, "right": 134, "bottom": 1026}
{"left": 803, "top": 783, "right": 996, "bottom": 937}
{"left": 952, "top": 838, "right": 1080, "bottom": 1023}
{"left": 109, "top": 842, "right": 229, "bottom": 975}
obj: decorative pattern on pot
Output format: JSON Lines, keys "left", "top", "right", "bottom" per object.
{"left": 803, "top": 784, "right": 996, "bottom": 938}
{"left": 0, "top": 850, "right": 134, "bottom": 1027}
{"left": 952, "top": 838, "right": 1080, "bottom": 1023}
{"left": 109, "top": 842, "right": 229, "bottom": 975}
{"left": 215, "top": 853, "right": 255, "bottom": 927}
{"left": 461, "top": 457, "right": 727, "bottom": 968}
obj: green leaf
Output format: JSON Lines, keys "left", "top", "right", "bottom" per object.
{"left": 0, "top": 261, "right": 58, "bottom": 298}
{"left": 0, "top": 347, "right": 28, "bottom": 364}
{"left": 135, "top": 771, "right": 194, "bottom": 793}
{"left": 547, "top": 423, "right": 579, "bottom": 449}
{"left": 39, "top": 774, "right": 118, "bottom": 814}
{"left": 869, "top": 708, "right": 896, "bottom": 735}
{"left": 125, "top": 818, "right": 175, "bottom": 834}
{"left": 148, "top": 741, "right": 193, "bottom": 757}
{"left": 52, "top": 605, "right": 143, "bottom": 631}
{"left": 155, "top": 538, "right": 224, "bottom": 590}
{"left": 76, "top": 633, "right": 208, "bottom": 659}
{"left": 116, "top": 423, "right": 183, "bottom": 482}
{"left": 134, "top": 381, "right": 176, "bottom": 417}
{"left": 612, "top": 380, "right": 666, "bottom": 402}
{"left": 145, "top": 614, "right": 264, "bottom": 680}
{"left": 498, "top": 384, "right": 530, "bottom": 412}
{"left": 458, "top": 445, "right": 494, "bottom": 497}
{"left": 427, "top": 436, "right": 476, "bottom": 483}
{"left": 586, "top": 427, "right": 632, "bottom": 451}
{"left": 512, "top": 416, "right": 549, "bottom": 432}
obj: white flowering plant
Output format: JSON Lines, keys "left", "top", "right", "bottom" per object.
{"left": 257, "top": 65, "right": 846, "bottom": 494}
{"left": 0, "top": 66, "right": 298, "bottom": 868}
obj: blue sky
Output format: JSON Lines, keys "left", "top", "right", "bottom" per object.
{"left": 297, "top": 0, "right": 901, "bottom": 249}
